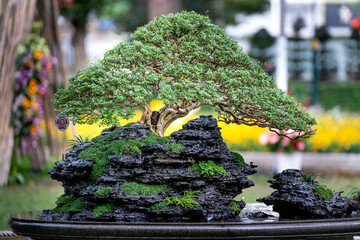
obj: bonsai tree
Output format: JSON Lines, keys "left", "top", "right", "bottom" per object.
{"left": 54, "top": 11, "right": 316, "bottom": 139}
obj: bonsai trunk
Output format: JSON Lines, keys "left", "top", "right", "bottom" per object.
{"left": 139, "top": 102, "right": 201, "bottom": 136}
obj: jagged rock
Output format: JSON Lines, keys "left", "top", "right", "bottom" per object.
{"left": 258, "top": 169, "right": 360, "bottom": 219}
{"left": 42, "top": 116, "right": 257, "bottom": 222}
{"left": 48, "top": 158, "right": 94, "bottom": 181}
{"left": 113, "top": 124, "right": 149, "bottom": 141}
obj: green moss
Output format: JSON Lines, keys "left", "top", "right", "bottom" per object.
{"left": 79, "top": 132, "right": 172, "bottom": 181}
{"left": 52, "top": 195, "right": 84, "bottom": 213}
{"left": 165, "top": 189, "right": 201, "bottom": 208}
{"left": 232, "top": 152, "right": 245, "bottom": 166}
{"left": 189, "top": 160, "right": 228, "bottom": 176}
{"left": 95, "top": 186, "right": 113, "bottom": 197}
{"left": 166, "top": 143, "right": 185, "bottom": 153}
{"left": 120, "top": 182, "right": 171, "bottom": 195}
{"left": 148, "top": 201, "right": 170, "bottom": 211}
{"left": 92, "top": 203, "right": 115, "bottom": 217}
{"left": 314, "top": 185, "right": 334, "bottom": 200}
{"left": 229, "top": 201, "right": 242, "bottom": 214}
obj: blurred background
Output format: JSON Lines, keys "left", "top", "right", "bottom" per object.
{"left": 0, "top": 0, "right": 360, "bottom": 230}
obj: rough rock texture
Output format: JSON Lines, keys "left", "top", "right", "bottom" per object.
{"left": 41, "top": 116, "right": 257, "bottom": 222}
{"left": 258, "top": 169, "right": 360, "bottom": 219}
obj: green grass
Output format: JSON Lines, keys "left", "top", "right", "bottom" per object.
{"left": 0, "top": 179, "right": 63, "bottom": 230}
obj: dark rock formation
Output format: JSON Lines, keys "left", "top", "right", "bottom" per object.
{"left": 41, "top": 116, "right": 257, "bottom": 222}
{"left": 258, "top": 169, "right": 360, "bottom": 219}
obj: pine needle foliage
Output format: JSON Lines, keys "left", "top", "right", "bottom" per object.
{"left": 53, "top": 11, "right": 316, "bottom": 139}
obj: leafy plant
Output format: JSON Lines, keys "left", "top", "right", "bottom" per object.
{"left": 52, "top": 195, "right": 85, "bottom": 213}
{"left": 164, "top": 189, "right": 201, "bottom": 208}
{"left": 54, "top": 11, "right": 316, "bottom": 140}
{"left": 190, "top": 160, "right": 228, "bottom": 176}
{"left": 93, "top": 203, "right": 115, "bottom": 217}
{"left": 120, "top": 182, "right": 171, "bottom": 195}
{"left": 300, "top": 173, "right": 318, "bottom": 183}
{"left": 67, "top": 135, "right": 91, "bottom": 148}
{"left": 232, "top": 152, "right": 245, "bottom": 166}
{"left": 349, "top": 187, "right": 360, "bottom": 202}
{"left": 314, "top": 185, "right": 334, "bottom": 200}
{"left": 95, "top": 186, "right": 113, "bottom": 197}
{"left": 229, "top": 201, "right": 242, "bottom": 214}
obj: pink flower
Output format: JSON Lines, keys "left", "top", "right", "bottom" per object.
{"left": 259, "top": 133, "right": 269, "bottom": 145}
{"left": 293, "top": 141, "right": 305, "bottom": 151}
{"left": 281, "top": 137, "right": 291, "bottom": 147}
{"left": 269, "top": 132, "right": 280, "bottom": 144}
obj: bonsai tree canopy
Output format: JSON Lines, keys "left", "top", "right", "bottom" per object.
{"left": 54, "top": 11, "right": 316, "bottom": 139}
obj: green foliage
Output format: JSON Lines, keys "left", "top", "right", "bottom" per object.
{"left": 349, "top": 188, "right": 360, "bottom": 202}
{"left": 120, "top": 182, "right": 171, "bottom": 195}
{"left": 95, "top": 186, "right": 113, "bottom": 197}
{"left": 319, "top": 82, "right": 360, "bottom": 111}
{"left": 229, "top": 201, "right": 242, "bottom": 214}
{"left": 92, "top": 203, "right": 115, "bottom": 217}
{"left": 190, "top": 160, "right": 228, "bottom": 176}
{"left": 300, "top": 173, "right": 318, "bottom": 183}
{"left": 54, "top": 11, "right": 316, "bottom": 139}
{"left": 78, "top": 132, "right": 171, "bottom": 180}
{"left": 166, "top": 143, "right": 185, "bottom": 152}
{"left": 314, "top": 185, "right": 334, "bottom": 200}
{"left": 52, "top": 195, "right": 85, "bottom": 213}
{"left": 8, "top": 154, "right": 31, "bottom": 185}
{"left": 165, "top": 189, "right": 201, "bottom": 208}
{"left": 67, "top": 135, "right": 91, "bottom": 148}
{"left": 231, "top": 152, "right": 245, "bottom": 166}
{"left": 148, "top": 201, "right": 170, "bottom": 211}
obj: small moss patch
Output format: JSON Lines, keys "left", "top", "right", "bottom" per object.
{"left": 166, "top": 143, "right": 185, "bottom": 152}
{"left": 314, "top": 185, "right": 334, "bottom": 200}
{"left": 190, "top": 160, "right": 228, "bottom": 176}
{"left": 148, "top": 201, "right": 170, "bottom": 211}
{"left": 79, "top": 132, "right": 172, "bottom": 181}
{"left": 120, "top": 182, "right": 171, "bottom": 195}
{"left": 229, "top": 201, "right": 242, "bottom": 214}
{"left": 93, "top": 203, "right": 115, "bottom": 217}
{"left": 95, "top": 186, "right": 113, "bottom": 197}
{"left": 165, "top": 189, "right": 201, "bottom": 208}
{"left": 232, "top": 152, "right": 245, "bottom": 166}
{"left": 52, "top": 195, "right": 85, "bottom": 213}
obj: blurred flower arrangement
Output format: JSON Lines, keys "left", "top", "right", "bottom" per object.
{"left": 259, "top": 130, "right": 306, "bottom": 153}
{"left": 11, "top": 22, "right": 58, "bottom": 151}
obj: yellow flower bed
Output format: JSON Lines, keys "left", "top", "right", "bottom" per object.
{"left": 62, "top": 101, "right": 360, "bottom": 153}
{"left": 308, "top": 114, "right": 360, "bottom": 152}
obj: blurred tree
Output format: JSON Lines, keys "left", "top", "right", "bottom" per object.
{"left": 183, "top": 0, "right": 270, "bottom": 26}
{"left": 249, "top": 28, "right": 275, "bottom": 64}
{"left": 58, "top": 0, "right": 269, "bottom": 72}
{"left": 288, "top": 17, "right": 309, "bottom": 80}
{"left": 315, "top": 25, "right": 337, "bottom": 81}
